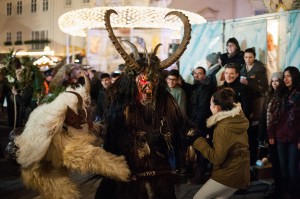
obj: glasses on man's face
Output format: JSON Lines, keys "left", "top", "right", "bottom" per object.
{"left": 167, "top": 78, "right": 177, "bottom": 81}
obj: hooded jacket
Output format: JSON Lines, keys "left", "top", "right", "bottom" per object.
{"left": 193, "top": 103, "right": 250, "bottom": 189}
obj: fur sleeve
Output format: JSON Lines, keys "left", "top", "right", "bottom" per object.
{"left": 15, "top": 87, "right": 88, "bottom": 168}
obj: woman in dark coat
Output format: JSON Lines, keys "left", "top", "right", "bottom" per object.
{"left": 220, "top": 37, "right": 245, "bottom": 71}
{"left": 258, "top": 71, "right": 283, "bottom": 199}
{"left": 268, "top": 66, "right": 300, "bottom": 199}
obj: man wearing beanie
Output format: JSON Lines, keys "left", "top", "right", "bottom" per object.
{"left": 111, "top": 71, "right": 121, "bottom": 83}
{"left": 220, "top": 37, "right": 245, "bottom": 71}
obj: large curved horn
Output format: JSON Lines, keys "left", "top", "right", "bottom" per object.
{"left": 81, "top": 69, "right": 90, "bottom": 94}
{"left": 143, "top": 45, "right": 150, "bottom": 66}
{"left": 122, "top": 40, "right": 140, "bottom": 60}
{"left": 104, "top": 9, "right": 141, "bottom": 72}
{"left": 160, "top": 11, "right": 191, "bottom": 69}
{"left": 153, "top": 43, "right": 162, "bottom": 57}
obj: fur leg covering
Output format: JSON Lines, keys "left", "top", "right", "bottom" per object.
{"left": 15, "top": 86, "right": 130, "bottom": 198}
{"left": 21, "top": 164, "right": 80, "bottom": 199}
{"left": 63, "top": 139, "right": 130, "bottom": 181}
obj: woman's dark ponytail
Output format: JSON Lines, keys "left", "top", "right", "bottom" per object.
{"left": 212, "top": 88, "right": 235, "bottom": 111}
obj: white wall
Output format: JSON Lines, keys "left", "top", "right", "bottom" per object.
{"left": 169, "top": 0, "right": 261, "bottom": 20}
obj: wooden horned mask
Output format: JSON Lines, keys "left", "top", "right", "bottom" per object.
{"left": 104, "top": 9, "right": 191, "bottom": 105}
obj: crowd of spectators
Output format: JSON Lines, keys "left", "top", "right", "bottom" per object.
{"left": 0, "top": 36, "right": 299, "bottom": 199}
{"left": 163, "top": 37, "right": 299, "bottom": 199}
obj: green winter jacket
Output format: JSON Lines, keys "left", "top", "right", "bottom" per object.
{"left": 193, "top": 103, "right": 250, "bottom": 189}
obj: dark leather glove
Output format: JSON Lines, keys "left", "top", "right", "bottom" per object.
{"left": 185, "top": 129, "right": 201, "bottom": 145}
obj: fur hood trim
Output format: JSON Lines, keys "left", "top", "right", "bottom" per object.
{"left": 206, "top": 103, "right": 242, "bottom": 128}
{"left": 15, "top": 86, "right": 89, "bottom": 168}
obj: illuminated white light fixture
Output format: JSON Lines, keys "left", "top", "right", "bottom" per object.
{"left": 33, "top": 55, "right": 56, "bottom": 66}
{"left": 58, "top": 6, "right": 206, "bottom": 37}
{"left": 33, "top": 55, "right": 58, "bottom": 71}
{"left": 14, "top": 51, "right": 55, "bottom": 57}
{"left": 13, "top": 46, "right": 55, "bottom": 57}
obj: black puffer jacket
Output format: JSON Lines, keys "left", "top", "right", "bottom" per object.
{"left": 240, "top": 60, "right": 268, "bottom": 98}
{"left": 188, "top": 77, "right": 215, "bottom": 134}
{"left": 220, "top": 51, "right": 245, "bottom": 71}
{"left": 220, "top": 78, "right": 252, "bottom": 119}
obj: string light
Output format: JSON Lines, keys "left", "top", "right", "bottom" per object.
{"left": 33, "top": 55, "right": 57, "bottom": 71}
{"left": 58, "top": 6, "right": 206, "bottom": 37}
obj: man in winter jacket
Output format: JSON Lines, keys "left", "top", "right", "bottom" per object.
{"left": 188, "top": 67, "right": 215, "bottom": 184}
{"left": 240, "top": 48, "right": 268, "bottom": 165}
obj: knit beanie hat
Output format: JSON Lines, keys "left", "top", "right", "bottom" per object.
{"left": 271, "top": 72, "right": 283, "bottom": 79}
{"left": 111, "top": 71, "right": 121, "bottom": 78}
{"left": 206, "top": 53, "right": 219, "bottom": 65}
{"left": 226, "top": 37, "right": 241, "bottom": 51}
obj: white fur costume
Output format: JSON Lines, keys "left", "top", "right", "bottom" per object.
{"left": 15, "top": 86, "right": 130, "bottom": 199}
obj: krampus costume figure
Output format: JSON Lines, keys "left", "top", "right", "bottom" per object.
{"left": 95, "top": 10, "right": 194, "bottom": 199}
{"left": 14, "top": 71, "right": 130, "bottom": 199}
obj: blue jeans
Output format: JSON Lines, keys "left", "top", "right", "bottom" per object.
{"left": 276, "top": 141, "right": 299, "bottom": 196}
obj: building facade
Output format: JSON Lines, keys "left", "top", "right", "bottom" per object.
{"left": 0, "top": 0, "right": 96, "bottom": 56}
{"left": 0, "top": 0, "right": 266, "bottom": 58}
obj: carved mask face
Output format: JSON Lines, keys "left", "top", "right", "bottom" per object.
{"left": 64, "top": 106, "right": 87, "bottom": 129}
{"left": 64, "top": 91, "right": 87, "bottom": 129}
{"left": 136, "top": 71, "right": 158, "bottom": 105}
{"left": 104, "top": 9, "right": 192, "bottom": 99}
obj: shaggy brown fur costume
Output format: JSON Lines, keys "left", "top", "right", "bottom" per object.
{"left": 94, "top": 10, "right": 194, "bottom": 199}
{"left": 15, "top": 85, "right": 130, "bottom": 199}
